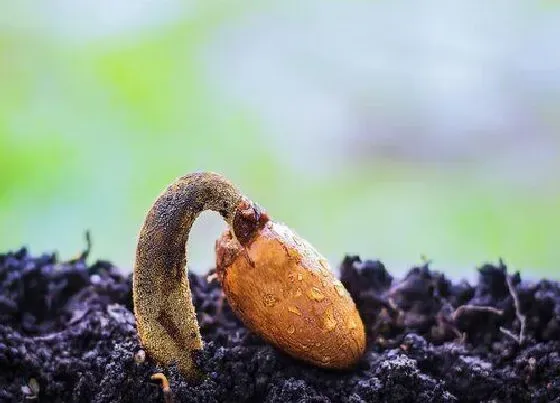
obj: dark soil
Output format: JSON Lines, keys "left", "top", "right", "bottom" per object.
{"left": 1, "top": 248, "right": 559, "bottom": 402}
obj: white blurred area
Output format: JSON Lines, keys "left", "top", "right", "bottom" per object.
{"left": 2, "top": 0, "right": 186, "bottom": 40}
{"left": 201, "top": 1, "right": 560, "bottom": 182}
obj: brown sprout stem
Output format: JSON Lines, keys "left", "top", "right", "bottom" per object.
{"left": 134, "top": 173, "right": 243, "bottom": 378}
{"left": 499, "top": 326, "right": 521, "bottom": 343}
{"left": 133, "top": 172, "right": 267, "bottom": 379}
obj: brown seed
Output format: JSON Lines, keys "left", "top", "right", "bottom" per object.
{"left": 216, "top": 221, "right": 366, "bottom": 369}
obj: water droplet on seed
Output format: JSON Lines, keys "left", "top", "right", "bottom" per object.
{"left": 307, "top": 287, "right": 325, "bottom": 302}
{"left": 319, "top": 259, "right": 330, "bottom": 276}
{"left": 323, "top": 306, "right": 337, "bottom": 331}
{"left": 322, "top": 356, "right": 331, "bottom": 363}
{"left": 334, "top": 283, "right": 345, "bottom": 297}
{"left": 263, "top": 293, "right": 277, "bottom": 307}
{"left": 287, "top": 325, "right": 295, "bottom": 334}
{"left": 287, "top": 306, "right": 302, "bottom": 316}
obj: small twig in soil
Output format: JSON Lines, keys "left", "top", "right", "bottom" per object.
{"left": 67, "top": 230, "right": 92, "bottom": 264}
{"left": 387, "top": 281, "right": 407, "bottom": 297}
{"left": 503, "top": 274, "right": 526, "bottom": 345}
{"left": 151, "top": 373, "right": 174, "bottom": 403}
{"left": 500, "top": 326, "right": 521, "bottom": 343}
{"left": 420, "top": 254, "right": 432, "bottom": 267}
{"left": 436, "top": 320, "right": 464, "bottom": 344}
{"left": 452, "top": 305, "right": 504, "bottom": 322}
{"left": 448, "top": 304, "right": 503, "bottom": 343}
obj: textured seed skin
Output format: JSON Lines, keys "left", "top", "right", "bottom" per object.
{"left": 216, "top": 221, "right": 366, "bottom": 369}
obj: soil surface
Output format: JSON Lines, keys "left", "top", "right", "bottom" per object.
{"left": 0, "top": 248, "right": 559, "bottom": 402}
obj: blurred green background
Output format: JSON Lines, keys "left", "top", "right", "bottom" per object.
{"left": 1, "top": 1, "right": 559, "bottom": 278}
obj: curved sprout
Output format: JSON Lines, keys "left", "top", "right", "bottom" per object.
{"left": 133, "top": 172, "right": 248, "bottom": 378}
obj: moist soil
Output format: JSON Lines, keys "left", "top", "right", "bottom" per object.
{"left": 0, "top": 247, "right": 559, "bottom": 402}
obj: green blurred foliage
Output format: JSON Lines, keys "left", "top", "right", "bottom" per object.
{"left": 0, "top": 2, "right": 558, "bottom": 277}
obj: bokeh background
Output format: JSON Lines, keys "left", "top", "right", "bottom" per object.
{"left": 1, "top": 1, "right": 559, "bottom": 278}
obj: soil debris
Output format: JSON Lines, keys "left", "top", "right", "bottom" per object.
{"left": 0, "top": 249, "right": 559, "bottom": 402}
